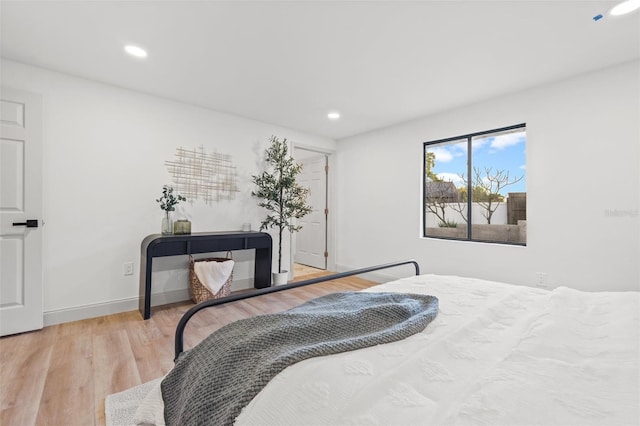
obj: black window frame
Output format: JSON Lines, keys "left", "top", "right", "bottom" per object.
{"left": 422, "top": 123, "right": 527, "bottom": 246}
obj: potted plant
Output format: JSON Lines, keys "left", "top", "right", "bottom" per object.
{"left": 156, "top": 185, "right": 186, "bottom": 235}
{"left": 252, "top": 136, "right": 312, "bottom": 285}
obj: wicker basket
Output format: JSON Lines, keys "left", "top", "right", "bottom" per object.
{"left": 188, "top": 253, "right": 233, "bottom": 304}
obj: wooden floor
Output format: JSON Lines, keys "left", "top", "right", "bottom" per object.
{"left": 0, "top": 271, "right": 377, "bottom": 426}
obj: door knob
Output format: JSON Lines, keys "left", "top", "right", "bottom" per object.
{"left": 12, "top": 219, "right": 39, "bottom": 228}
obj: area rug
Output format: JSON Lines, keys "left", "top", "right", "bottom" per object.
{"left": 105, "top": 378, "right": 162, "bottom": 426}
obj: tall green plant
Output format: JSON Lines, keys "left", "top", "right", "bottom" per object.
{"left": 251, "top": 136, "right": 312, "bottom": 273}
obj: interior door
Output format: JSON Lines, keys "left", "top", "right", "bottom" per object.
{"left": 0, "top": 87, "right": 43, "bottom": 336}
{"left": 295, "top": 154, "right": 327, "bottom": 269}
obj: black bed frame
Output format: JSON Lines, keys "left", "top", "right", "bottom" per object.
{"left": 174, "top": 259, "right": 421, "bottom": 360}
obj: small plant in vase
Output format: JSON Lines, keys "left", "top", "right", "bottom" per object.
{"left": 156, "top": 185, "right": 186, "bottom": 235}
{"left": 252, "top": 136, "right": 312, "bottom": 285}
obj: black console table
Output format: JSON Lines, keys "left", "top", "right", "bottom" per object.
{"left": 139, "top": 231, "right": 272, "bottom": 319}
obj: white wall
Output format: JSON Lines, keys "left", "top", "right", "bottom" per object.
{"left": 2, "top": 58, "right": 637, "bottom": 327}
{"left": 1, "top": 59, "right": 336, "bottom": 324}
{"left": 424, "top": 203, "right": 509, "bottom": 227}
{"left": 335, "top": 60, "right": 639, "bottom": 292}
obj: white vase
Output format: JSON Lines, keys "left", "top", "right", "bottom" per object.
{"left": 161, "top": 211, "right": 173, "bottom": 235}
{"left": 272, "top": 270, "right": 289, "bottom": 286}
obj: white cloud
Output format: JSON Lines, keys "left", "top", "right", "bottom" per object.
{"left": 428, "top": 147, "right": 454, "bottom": 162}
{"left": 472, "top": 139, "right": 488, "bottom": 150}
{"left": 520, "top": 164, "right": 526, "bottom": 170}
{"left": 489, "top": 132, "right": 525, "bottom": 151}
{"left": 427, "top": 143, "right": 466, "bottom": 163}
{"left": 437, "top": 172, "right": 464, "bottom": 186}
{"left": 453, "top": 141, "right": 468, "bottom": 153}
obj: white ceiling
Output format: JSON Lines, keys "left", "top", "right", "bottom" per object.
{"left": 1, "top": 1, "right": 638, "bottom": 140}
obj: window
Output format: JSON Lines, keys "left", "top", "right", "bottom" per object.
{"left": 423, "top": 124, "right": 526, "bottom": 245}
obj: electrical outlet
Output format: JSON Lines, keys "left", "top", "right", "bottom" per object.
{"left": 535, "top": 272, "right": 549, "bottom": 288}
{"left": 123, "top": 262, "right": 134, "bottom": 276}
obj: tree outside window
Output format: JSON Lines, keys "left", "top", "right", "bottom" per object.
{"left": 423, "top": 124, "right": 526, "bottom": 245}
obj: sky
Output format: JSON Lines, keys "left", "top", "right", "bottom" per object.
{"left": 426, "top": 129, "right": 526, "bottom": 195}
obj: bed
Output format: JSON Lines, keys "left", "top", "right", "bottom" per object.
{"left": 113, "top": 261, "right": 640, "bottom": 426}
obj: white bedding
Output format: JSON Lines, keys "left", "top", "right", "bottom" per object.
{"left": 136, "top": 274, "right": 640, "bottom": 426}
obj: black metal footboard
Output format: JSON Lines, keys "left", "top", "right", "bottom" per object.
{"left": 174, "top": 259, "right": 421, "bottom": 360}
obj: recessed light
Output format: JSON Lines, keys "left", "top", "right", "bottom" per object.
{"left": 124, "top": 45, "right": 148, "bottom": 58}
{"left": 328, "top": 112, "right": 340, "bottom": 120}
{"left": 610, "top": 0, "right": 640, "bottom": 16}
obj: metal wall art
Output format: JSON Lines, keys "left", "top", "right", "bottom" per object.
{"left": 165, "top": 146, "right": 239, "bottom": 204}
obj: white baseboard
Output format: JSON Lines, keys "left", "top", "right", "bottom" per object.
{"left": 41, "top": 268, "right": 414, "bottom": 327}
{"left": 44, "top": 296, "right": 140, "bottom": 327}
{"left": 334, "top": 263, "right": 400, "bottom": 284}
{"left": 44, "top": 270, "right": 412, "bottom": 327}
{"left": 43, "top": 289, "right": 187, "bottom": 326}
{"left": 43, "top": 278, "right": 255, "bottom": 327}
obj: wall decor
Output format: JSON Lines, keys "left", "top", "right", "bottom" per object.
{"left": 165, "top": 146, "right": 239, "bottom": 204}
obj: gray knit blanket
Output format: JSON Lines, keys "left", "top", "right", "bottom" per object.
{"left": 161, "top": 291, "right": 439, "bottom": 426}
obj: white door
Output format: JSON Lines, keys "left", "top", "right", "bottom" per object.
{"left": 0, "top": 87, "right": 43, "bottom": 336}
{"left": 295, "top": 154, "right": 327, "bottom": 269}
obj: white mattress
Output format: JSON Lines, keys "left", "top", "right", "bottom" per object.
{"left": 136, "top": 274, "right": 640, "bottom": 426}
